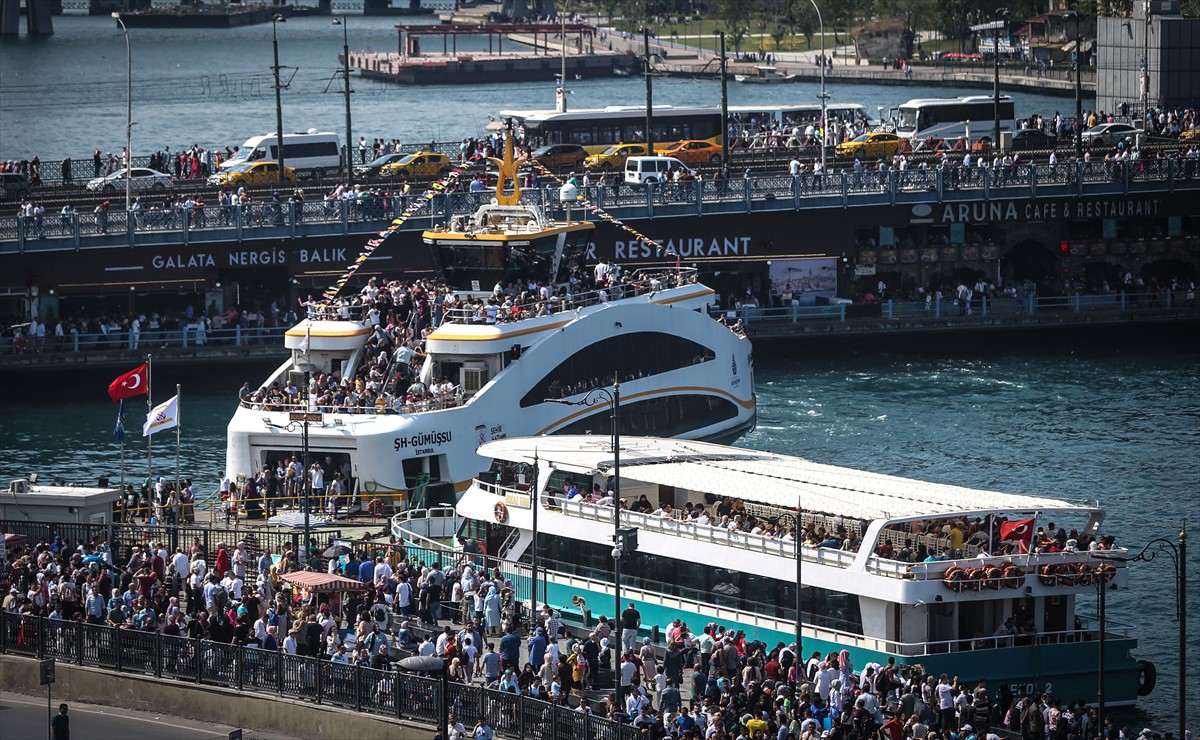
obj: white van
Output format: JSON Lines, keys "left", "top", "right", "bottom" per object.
{"left": 219, "top": 129, "right": 342, "bottom": 178}
{"left": 624, "top": 156, "right": 693, "bottom": 187}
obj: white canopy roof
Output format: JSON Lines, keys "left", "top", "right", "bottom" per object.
{"left": 477, "top": 436, "right": 1093, "bottom": 523}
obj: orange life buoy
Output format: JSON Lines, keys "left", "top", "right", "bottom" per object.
{"left": 1039, "top": 564, "right": 1058, "bottom": 587}
{"left": 14, "top": 336, "right": 29, "bottom": 352}
{"left": 368, "top": 498, "right": 385, "bottom": 517}
{"left": 493, "top": 501, "right": 508, "bottom": 523}
{"left": 943, "top": 565, "right": 966, "bottom": 592}
{"left": 1074, "top": 562, "right": 1094, "bottom": 586}
{"left": 965, "top": 568, "right": 987, "bottom": 592}
{"left": 1056, "top": 563, "right": 1076, "bottom": 587}
{"left": 1001, "top": 563, "right": 1025, "bottom": 589}
{"left": 983, "top": 564, "right": 1004, "bottom": 590}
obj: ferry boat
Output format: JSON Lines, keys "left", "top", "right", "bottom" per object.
{"left": 224, "top": 134, "right": 755, "bottom": 509}
{"left": 455, "top": 435, "right": 1154, "bottom": 707}
{"left": 734, "top": 66, "right": 799, "bottom": 84}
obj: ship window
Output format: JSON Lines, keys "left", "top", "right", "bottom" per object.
{"left": 550, "top": 395, "right": 738, "bottom": 438}
{"left": 533, "top": 534, "right": 864, "bottom": 636}
{"left": 520, "top": 331, "right": 715, "bottom": 408}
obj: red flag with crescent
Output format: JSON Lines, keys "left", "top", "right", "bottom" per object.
{"left": 999, "top": 517, "right": 1036, "bottom": 543}
{"left": 108, "top": 363, "right": 148, "bottom": 402}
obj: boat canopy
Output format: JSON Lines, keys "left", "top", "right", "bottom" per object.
{"left": 476, "top": 436, "right": 1094, "bottom": 523}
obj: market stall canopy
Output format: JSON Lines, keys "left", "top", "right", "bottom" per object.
{"left": 280, "top": 570, "right": 368, "bottom": 592}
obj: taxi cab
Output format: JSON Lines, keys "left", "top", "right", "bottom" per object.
{"left": 835, "top": 132, "right": 902, "bottom": 158}
{"left": 1180, "top": 127, "right": 1200, "bottom": 142}
{"left": 583, "top": 143, "right": 649, "bottom": 171}
{"left": 659, "top": 140, "right": 723, "bottom": 165}
{"left": 378, "top": 151, "right": 453, "bottom": 181}
{"left": 207, "top": 161, "right": 296, "bottom": 187}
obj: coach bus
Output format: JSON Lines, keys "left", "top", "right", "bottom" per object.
{"left": 895, "top": 95, "right": 1016, "bottom": 143}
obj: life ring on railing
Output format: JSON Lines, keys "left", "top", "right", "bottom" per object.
{"left": 943, "top": 565, "right": 966, "bottom": 592}
{"left": 1039, "top": 564, "right": 1059, "bottom": 587}
{"left": 1073, "top": 562, "right": 1094, "bottom": 586}
{"left": 983, "top": 564, "right": 1004, "bottom": 590}
{"left": 493, "top": 501, "right": 509, "bottom": 523}
{"left": 1137, "top": 659, "right": 1157, "bottom": 697}
{"left": 1056, "top": 563, "right": 1076, "bottom": 587}
{"left": 13, "top": 336, "right": 29, "bottom": 353}
{"left": 1000, "top": 563, "right": 1025, "bottom": 589}
{"left": 964, "top": 567, "right": 987, "bottom": 592}
{"left": 368, "top": 498, "right": 385, "bottom": 518}
{"left": 1095, "top": 563, "right": 1117, "bottom": 583}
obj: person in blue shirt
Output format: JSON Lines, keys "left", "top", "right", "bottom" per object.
{"left": 499, "top": 626, "right": 522, "bottom": 671}
{"left": 358, "top": 557, "right": 375, "bottom": 583}
{"left": 527, "top": 627, "right": 547, "bottom": 668}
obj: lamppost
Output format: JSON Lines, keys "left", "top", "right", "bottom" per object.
{"left": 112, "top": 12, "right": 132, "bottom": 213}
{"left": 398, "top": 655, "right": 448, "bottom": 740}
{"left": 642, "top": 28, "right": 654, "bottom": 155}
{"left": 280, "top": 370, "right": 313, "bottom": 567}
{"left": 1094, "top": 523, "right": 1186, "bottom": 740}
{"left": 992, "top": 8, "right": 1009, "bottom": 153}
{"left": 1062, "top": 12, "right": 1083, "bottom": 158}
{"left": 332, "top": 16, "right": 354, "bottom": 185}
{"left": 271, "top": 14, "right": 287, "bottom": 183}
{"left": 547, "top": 377, "right": 623, "bottom": 704}
{"left": 807, "top": 0, "right": 828, "bottom": 176}
{"left": 1087, "top": 552, "right": 1117, "bottom": 737}
{"left": 778, "top": 501, "right": 804, "bottom": 667}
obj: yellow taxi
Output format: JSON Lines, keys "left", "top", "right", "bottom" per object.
{"left": 207, "top": 161, "right": 297, "bottom": 187}
{"left": 1180, "top": 127, "right": 1200, "bottom": 142}
{"left": 583, "top": 143, "right": 649, "bottom": 171}
{"left": 835, "top": 131, "right": 902, "bottom": 159}
{"left": 659, "top": 140, "right": 724, "bottom": 165}
{"left": 378, "top": 151, "right": 454, "bottom": 181}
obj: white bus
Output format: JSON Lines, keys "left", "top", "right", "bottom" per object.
{"left": 726, "top": 103, "right": 871, "bottom": 132}
{"left": 895, "top": 95, "right": 1016, "bottom": 143}
{"left": 219, "top": 129, "right": 342, "bottom": 178}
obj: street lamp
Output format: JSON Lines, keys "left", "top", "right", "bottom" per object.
{"left": 1094, "top": 523, "right": 1186, "bottom": 740}
{"left": 779, "top": 501, "right": 804, "bottom": 668}
{"left": 992, "top": 8, "right": 1009, "bottom": 153}
{"left": 271, "top": 14, "right": 287, "bottom": 184}
{"left": 546, "top": 376, "right": 623, "bottom": 705}
{"left": 1061, "top": 12, "right": 1083, "bottom": 158}
{"left": 1086, "top": 553, "right": 1118, "bottom": 736}
{"left": 111, "top": 12, "right": 132, "bottom": 213}
{"left": 332, "top": 17, "right": 354, "bottom": 185}
{"left": 807, "top": 0, "right": 828, "bottom": 177}
{"left": 280, "top": 370, "right": 313, "bottom": 566}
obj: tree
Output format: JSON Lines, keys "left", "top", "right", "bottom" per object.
{"left": 714, "top": 0, "right": 756, "bottom": 52}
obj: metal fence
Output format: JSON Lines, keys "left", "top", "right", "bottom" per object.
{"left": 6, "top": 159, "right": 1200, "bottom": 253}
{"left": 0, "top": 612, "right": 641, "bottom": 739}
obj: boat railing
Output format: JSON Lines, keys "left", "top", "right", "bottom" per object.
{"left": 807, "top": 621, "right": 1137, "bottom": 658}
{"left": 303, "top": 303, "right": 368, "bottom": 322}
{"left": 438, "top": 267, "right": 700, "bottom": 326}
{"left": 867, "top": 547, "right": 1130, "bottom": 580}
{"left": 239, "top": 389, "right": 466, "bottom": 416}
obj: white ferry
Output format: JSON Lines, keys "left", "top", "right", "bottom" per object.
{"left": 455, "top": 435, "right": 1155, "bottom": 707}
{"left": 224, "top": 135, "right": 755, "bottom": 509}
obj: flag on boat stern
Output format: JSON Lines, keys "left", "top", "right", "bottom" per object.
{"left": 108, "top": 363, "right": 149, "bottom": 402}
{"left": 1000, "top": 517, "right": 1036, "bottom": 543}
{"left": 143, "top": 394, "right": 180, "bottom": 437}
{"left": 114, "top": 400, "right": 126, "bottom": 442}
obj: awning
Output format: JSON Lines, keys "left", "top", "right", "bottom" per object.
{"left": 280, "top": 571, "right": 369, "bottom": 593}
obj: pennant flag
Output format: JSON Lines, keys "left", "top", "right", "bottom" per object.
{"left": 143, "top": 394, "right": 180, "bottom": 437}
{"left": 114, "top": 399, "right": 126, "bottom": 442}
{"left": 300, "top": 326, "right": 311, "bottom": 357}
{"left": 999, "top": 517, "right": 1036, "bottom": 543}
{"left": 108, "top": 363, "right": 149, "bottom": 402}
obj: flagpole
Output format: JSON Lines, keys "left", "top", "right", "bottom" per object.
{"left": 118, "top": 399, "right": 126, "bottom": 521}
{"left": 146, "top": 352, "right": 153, "bottom": 519}
{"left": 175, "top": 383, "right": 182, "bottom": 540}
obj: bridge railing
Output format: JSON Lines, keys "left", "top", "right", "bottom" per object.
{"left": 0, "top": 325, "right": 289, "bottom": 357}
{"left": 5, "top": 159, "right": 1200, "bottom": 253}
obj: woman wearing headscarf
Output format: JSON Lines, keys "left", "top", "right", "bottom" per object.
{"left": 484, "top": 586, "right": 502, "bottom": 635}
{"left": 838, "top": 648, "right": 855, "bottom": 706}
{"left": 639, "top": 636, "right": 657, "bottom": 685}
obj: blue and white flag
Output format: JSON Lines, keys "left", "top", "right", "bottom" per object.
{"left": 114, "top": 399, "right": 126, "bottom": 442}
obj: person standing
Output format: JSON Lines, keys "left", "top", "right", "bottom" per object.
{"left": 621, "top": 602, "right": 641, "bottom": 654}
{"left": 50, "top": 703, "right": 70, "bottom": 740}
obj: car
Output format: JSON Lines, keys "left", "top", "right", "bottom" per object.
{"left": 378, "top": 151, "right": 453, "bottom": 181}
{"left": 1010, "top": 129, "right": 1058, "bottom": 151}
{"left": 1179, "top": 127, "right": 1200, "bottom": 142}
{"left": 658, "top": 140, "right": 723, "bottom": 165}
{"left": 207, "top": 161, "right": 297, "bottom": 187}
{"left": 583, "top": 143, "right": 649, "bottom": 172}
{"left": 624, "top": 155, "right": 694, "bottom": 187}
{"left": 531, "top": 144, "right": 588, "bottom": 171}
{"left": 1081, "top": 122, "right": 1138, "bottom": 147}
{"left": 86, "top": 167, "right": 174, "bottom": 193}
{"left": 0, "top": 173, "right": 31, "bottom": 200}
{"left": 354, "top": 152, "right": 411, "bottom": 178}
{"left": 834, "top": 131, "right": 902, "bottom": 159}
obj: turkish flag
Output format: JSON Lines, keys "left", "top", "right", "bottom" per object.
{"left": 1000, "top": 517, "right": 1036, "bottom": 543}
{"left": 108, "top": 364, "right": 148, "bottom": 402}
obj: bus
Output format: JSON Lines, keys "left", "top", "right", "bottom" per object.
{"left": 219, "top": 129, "right": 343, "bottom": 178}
{"left": 894, "top": 95, "right": 1016, "bottom": 144}
{"left": 502, "top": 106, "right": 724, "bottom": 154}
{"left": 726, "top": 103, "right": 871, "bottom": 133}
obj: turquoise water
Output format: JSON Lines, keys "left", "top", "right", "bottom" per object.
{"left": 1, "top": 15, "right": 1092, "bottom": 160}
{"left": 0, "top": 325, "right": 1195, "bottom": 728}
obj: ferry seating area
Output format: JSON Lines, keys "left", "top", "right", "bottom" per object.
{"left": 238, "top": 389, "right": 466, "bottom": 416}
{"left": 6, "top": 159, "right": 1200, "bottom": 251}
{"left": 438, "top": 268, "right": 699, "bottom": 325}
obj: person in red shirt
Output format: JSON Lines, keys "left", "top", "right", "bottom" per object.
{"left": 880, "top": 714, "right": 904, "bottom": 740}
{"left": 215, "top": 545, "right": 231, "bottom": 580}
{"left": 134, "top": 565, "right": 158, "bottom": 601}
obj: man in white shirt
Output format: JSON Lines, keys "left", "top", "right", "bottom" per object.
{"left": 221, "top": 571, "right": 244, "bottom": 601}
